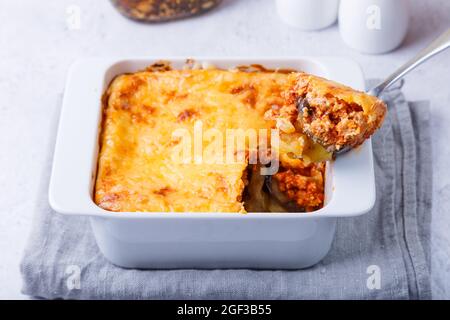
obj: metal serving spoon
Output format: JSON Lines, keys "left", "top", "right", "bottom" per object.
{"left": 331, "top": 28, "right": 450, "bottom": 156}
{"left": 367, "top": 28, "right": 450, "bottom": 97}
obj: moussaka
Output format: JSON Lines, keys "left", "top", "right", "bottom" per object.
{"left": 94, "top": 62, "right": 386, "bottom": 213}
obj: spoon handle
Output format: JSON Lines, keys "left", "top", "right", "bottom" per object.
{"left": 368, "top": 28, "right": 450, "bottom": 97}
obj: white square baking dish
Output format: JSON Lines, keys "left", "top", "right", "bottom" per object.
{"left": 49, "top": 57, "right": 376, "bottom": 269}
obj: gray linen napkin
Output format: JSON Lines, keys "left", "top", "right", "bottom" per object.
{"left": 20, "top": 82, "right": 432, "bottom": 300}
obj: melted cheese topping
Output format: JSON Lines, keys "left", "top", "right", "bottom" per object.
{"left": 95, "top": 67, "right": 386, "bottom": 213}
{"left": 95, "top": 69, "right": 297, "bottom": 213}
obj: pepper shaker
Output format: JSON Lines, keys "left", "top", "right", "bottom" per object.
{"left": 339, "top": 0, "right": 410, "bottom": 54}
{"left": 276, "top": 0, "right": 340, "bottom": 30}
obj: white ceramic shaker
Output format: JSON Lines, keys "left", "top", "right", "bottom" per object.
{"left": 276, "top": 0, "right": 340, "bottom": 30}
{"left": 339, "top": 0, "right": 410, "bottom": 54}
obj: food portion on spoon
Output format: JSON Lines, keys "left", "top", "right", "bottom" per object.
{"left": 265, "top": 72, "right": 387, "bottom": 161}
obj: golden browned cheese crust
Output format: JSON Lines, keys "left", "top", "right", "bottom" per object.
{"left": 95, "top": 69, "right": 305, "bottom": 213}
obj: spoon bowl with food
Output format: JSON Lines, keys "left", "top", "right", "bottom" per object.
{"left": 269, "top": 29, "right": 450, "bottom": 160}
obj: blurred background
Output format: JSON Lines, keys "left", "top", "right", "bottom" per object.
{"left": 0, "top": 0, "right": 449, "bottom": 299}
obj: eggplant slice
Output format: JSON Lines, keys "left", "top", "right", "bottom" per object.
{"left": 243, "top": 165, "right": 306, "bottom": 213}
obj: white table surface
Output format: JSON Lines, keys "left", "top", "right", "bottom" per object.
{"left": 0, "top": 0, "right": 449, "bottom": 300}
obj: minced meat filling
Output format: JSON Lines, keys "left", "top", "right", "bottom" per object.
{"left": 243, "top": 162, "right": 325, "bottom": 213}
{"left": 298, "top": 93, "right": 368, "bottom": 152}
{"left": 274, "top": 164, "right": 325, "bottom": 212}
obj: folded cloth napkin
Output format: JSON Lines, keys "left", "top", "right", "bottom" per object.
{"left": 20, "top": 82, "right": 432, "bottom": 300}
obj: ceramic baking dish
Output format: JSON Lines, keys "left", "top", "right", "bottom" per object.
{"left": 49, "top": 57, "right": 376, "bottom": 269}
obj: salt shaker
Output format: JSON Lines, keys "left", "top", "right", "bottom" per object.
{"left": 339, "top": 0, "right": 410, "bottom": 54}
{"left": 276, "top": 0, "right": 340, "bottom": 30}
